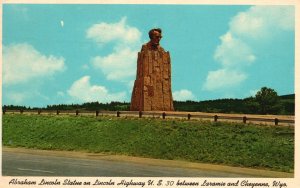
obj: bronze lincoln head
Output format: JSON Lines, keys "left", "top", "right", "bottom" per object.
{"left": 148, "top": 28, "right": 162, "bottom": 47}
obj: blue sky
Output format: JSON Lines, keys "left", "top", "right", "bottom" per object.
{"left": 2, "top": 4, "right": 295, "bottom": 107}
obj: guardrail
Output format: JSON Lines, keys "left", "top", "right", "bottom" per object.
{"left": 3, "top": 109, "right": 294, "bottom": 126}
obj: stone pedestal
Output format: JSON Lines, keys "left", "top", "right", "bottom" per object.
{"left": 130, "top": 48, "right": 174, "bottom": 111}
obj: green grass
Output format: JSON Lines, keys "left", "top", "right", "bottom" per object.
{"left": 2, "top": 114, "right": 294, "bottom": 172}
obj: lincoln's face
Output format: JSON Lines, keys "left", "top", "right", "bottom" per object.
{"left": 150, "top": 30, "right": 162, "bottom": 46}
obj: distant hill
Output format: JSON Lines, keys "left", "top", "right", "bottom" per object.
{"left": 3, "top": 94, "right": 295, "bottom": 115}
{"left": 279, "top": 94, "right": 295, "bottom": 100}
{"left": 174, "top": 94, "right": 294, "bottom": 115}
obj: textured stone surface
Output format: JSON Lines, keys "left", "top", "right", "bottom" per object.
{"left": 130, "top": 43, "right": 174, "bottom": 111}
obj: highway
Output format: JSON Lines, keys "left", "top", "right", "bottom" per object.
{"left": 2, "top": 148, "right": 292, "bottom": 177}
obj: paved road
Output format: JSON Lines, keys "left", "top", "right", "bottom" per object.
{"left": 2, "top": 151, "right": 239, "bottom": 177}
{"left": 2, "top": 148, "right": 292, "bottom": 177}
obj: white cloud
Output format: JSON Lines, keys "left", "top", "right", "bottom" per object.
{"left": 87, "top": 17, "right": 141, "bottom": 83}
{"left": 203, "top": 69, "right": 247, "bottom": 91}
{"left": 203, "top": 6, "right": 294, "bottom": 91}
{"left": 230, "top": 6, "right": 294, "bottom": 40}
{"left": 92, "top": 48, "right": 137, "bottom": 81}
{"left": 173, "top": 89, "right": 196, "bottom": 101}
{"left": 214, "top": 32, "right": 255, "bottom": 67}
{"left": 86, "top": 17, "right": 141, "bottom": 45}
{"left": 3, "top": 43, "right": 65, "bottom": 85}
{"left": 67, "top": 76, "right": 126, "bottom": 103}
{"left": 60, "top": 20, "right": 64, "bottom": 27}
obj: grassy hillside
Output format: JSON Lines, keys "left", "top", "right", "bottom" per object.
{"left": 2, "top": 114, "right": 294, "bottom": 172}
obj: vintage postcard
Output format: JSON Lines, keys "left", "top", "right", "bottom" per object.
{"left": 1, "top": 0, "right": 299, "bottom": 187}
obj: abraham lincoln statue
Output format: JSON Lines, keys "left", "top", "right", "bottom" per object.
{"left": 130, "top": 28, "right": 174, "bottom": 111}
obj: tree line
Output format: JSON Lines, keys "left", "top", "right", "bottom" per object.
{"left": 175, "top": 87, "right": 294, "bottom": 115}
{"left": 2, "top": 87, "right": 295, "bottom": 115}
{"left": 3, "top": 101, "right": 130, "bottom": 112}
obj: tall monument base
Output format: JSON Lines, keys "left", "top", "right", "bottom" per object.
{"left": 130, "top": 47, "right": 174, "bottom": 111}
